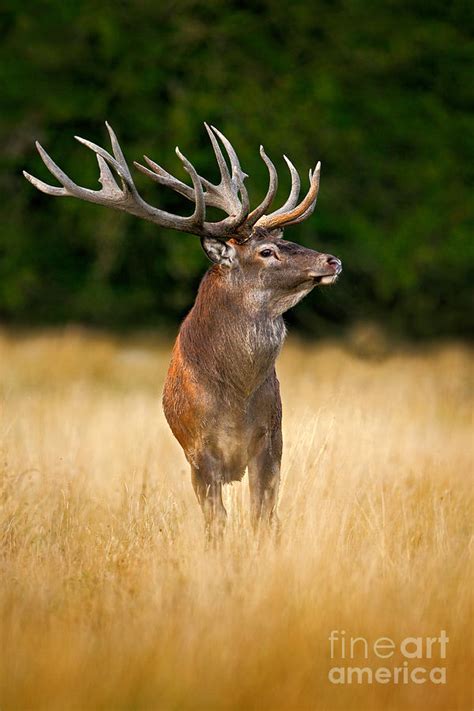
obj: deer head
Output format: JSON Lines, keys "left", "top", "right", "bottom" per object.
{"left": 23, "top": 122, "right": 342, "bottom": 316}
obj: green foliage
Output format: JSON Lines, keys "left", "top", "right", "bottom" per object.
{"left": 1, "top": 0, "right": 473, "bottom": 337}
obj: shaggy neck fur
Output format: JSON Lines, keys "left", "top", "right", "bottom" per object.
{"left": 178, "top": 266, "right": 287, "bottom": 397}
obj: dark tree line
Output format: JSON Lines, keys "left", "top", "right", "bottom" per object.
{"left": 1, "top": 0, "right": 473, "bottom": 338}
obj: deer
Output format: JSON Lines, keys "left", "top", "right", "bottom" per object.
{"left": 24, "top": 122, "right": 342, "bottom": 538}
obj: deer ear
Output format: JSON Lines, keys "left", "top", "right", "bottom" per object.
{"left": 200, "top": 237, "right": 236, "bottom": 266}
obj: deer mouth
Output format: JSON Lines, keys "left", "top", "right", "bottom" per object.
{"left": 318, "top": 274, "right": 337, "bottom": 285}
{"left": 311, "top": 272, "right": 340, "bottom": 285}
{"left": 309, "top": 260, "right": 342, "bottom": 285}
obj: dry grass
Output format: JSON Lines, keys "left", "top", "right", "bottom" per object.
{"left": 0, "top": 327, "right": 472, "bottom": 711}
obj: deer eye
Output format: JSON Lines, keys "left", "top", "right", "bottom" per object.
{"left": 260, "top": 249, "right": 274, "bottom": 258}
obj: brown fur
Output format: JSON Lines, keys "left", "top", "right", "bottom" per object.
{"left": 163, "top": 228, "right": 341, "bottom": 536}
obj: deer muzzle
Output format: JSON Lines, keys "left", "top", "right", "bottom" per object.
{"left": 307, "top": 254, "right": 342, "bottom": 285}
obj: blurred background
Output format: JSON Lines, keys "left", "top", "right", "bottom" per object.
{"left": 1, "top": 0, "right": 473, "bottom": 340}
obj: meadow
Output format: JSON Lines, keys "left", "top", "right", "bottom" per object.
{"left": 0, "top": 328, "right": 472, "bottom": 710}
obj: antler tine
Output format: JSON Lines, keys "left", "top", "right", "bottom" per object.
{"left": 74, "top": 135, "right": 128, "bottom": 183}
{"left": 257, "top": 161, "right": 320, "bottom": 230}
{"left": 23, "top": 169, "right": 67, "bottom": 196}
{"left": 246, "top": 146, "right": 278, "bottom": 226}
{"left": 254, "top": 155, "right": 301, "bottom": 228}
{"left": 204, "top": 123, "right": 235, "bottom": 199}
{"left": 282, "top": 167, "right": 316, "bottom": 226}
{"left": 34, "top": 141, "right": 92, "bottom": 195}
{"left": 23, "top": 141, "right": 69, "bottom": 196}
{"left": 134, "top": 156, "right": 196, "bottom": 201}
{"left": 210, "top": 125, "right": 247, "bottom": 182}
{"left": 105, "top": 121, "right": 131, "bottom": 179}
{"left": 269, "top": 155, "right": 301, "bottom": 216}
{"left": 134, "top": 156, "right": 230, "bottom": 212}
{"left": 175, "top": 146, "right": 205, "bottom": 228}
{"left": 96, "top": 153, "right": 121, "bottom": 193}
{"left": 209, "top": 125, "right": 250, "bottom": 222}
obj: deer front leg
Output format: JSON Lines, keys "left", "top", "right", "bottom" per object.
{"left": 247, "top": 426, "right": 282, "bottom": 533}
{"left": 191, "top": 464, "right": 227, "bottom": 541}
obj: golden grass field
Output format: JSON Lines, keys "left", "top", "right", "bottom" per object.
{"left": 0, "top": 328, "right": 472, "bottom": 711}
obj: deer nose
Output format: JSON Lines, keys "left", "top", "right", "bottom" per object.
{"left": 326, "top": 255, "right": 342, "bottom": 272}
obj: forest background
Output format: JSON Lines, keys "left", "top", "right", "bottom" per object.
{"left": 1, "top": 0, "right": 472, "bottom": 339}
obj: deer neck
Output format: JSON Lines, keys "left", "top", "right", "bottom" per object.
{"left": 179, "top": 267, "right": 286, "bottom": 396}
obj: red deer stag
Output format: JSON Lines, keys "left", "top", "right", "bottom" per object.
{"left": 24, "top": 123, "right": 342, "bottom": 537}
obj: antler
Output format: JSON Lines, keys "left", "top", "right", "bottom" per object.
{"left": 24, "top": 123, "right": 321, "bottom": 240}
{"left": 254, "top": 161, "right": 321, "bottom": 231}
{"left": 24, "top": 123, "right": 252, "bottom": 240}
{"left": 133, "top": 123, "right": 251, "bottom": 233}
